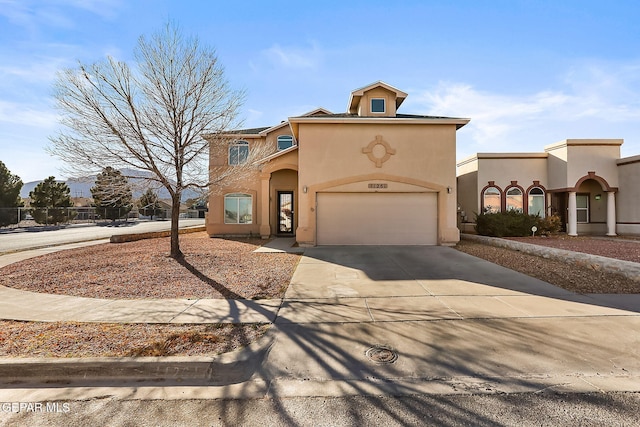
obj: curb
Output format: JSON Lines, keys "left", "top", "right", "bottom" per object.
{"left": 0, "top": 238, "right": 108, "bottom": 257}
{"left": 0, "top": 327, "right": 276, "bottom": 386}
{"left": 461, "top": 234, "right": 640, "bottom": 283}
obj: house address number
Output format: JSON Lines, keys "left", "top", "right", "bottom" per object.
{"left": 368, "top": 183, "right": 388, "bottom": 189}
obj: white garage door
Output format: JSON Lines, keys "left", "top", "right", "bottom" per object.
{"left": 316, "top": 192, "right": 438, "bottom": 245}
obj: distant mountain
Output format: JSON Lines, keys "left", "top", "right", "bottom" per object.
{"left": 20, "top": 170, "right": 205, "bottom": 202}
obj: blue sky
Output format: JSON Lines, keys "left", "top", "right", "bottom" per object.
{"left": 1, "top": 0, "right": 640, "bottom": 182}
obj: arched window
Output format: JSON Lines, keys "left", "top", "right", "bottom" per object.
{"left": 528, "top": 187, "right": 545, "bottom": 217}
{"left": 224, "top": 193, "right": 252, "bottom": 224}
{"left": 277, "top": 135, "right": 294, "bottom": 151}
{"left": 229, "top": 140, "right": 249, "bottom": 165}
{"left": 506, "top": 187, "right": 523, "bottom": 212}
{"left": 483, "top": 187, "right": 501, "bottom": 213}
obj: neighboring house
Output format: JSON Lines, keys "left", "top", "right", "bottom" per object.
{"left": 457, "top": 139, "right": 640, "bottom": 236}
{"left": 206, "top": 81, "right": 469, "bottom": 246}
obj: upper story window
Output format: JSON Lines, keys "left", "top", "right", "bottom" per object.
{"left": 528, "top": 187, "right": 545, "bottom": 217}
{"left": 506, "top": 187, "right": 523, "bottom": 213}
{"left": 483, "top": 186, "right": 501, "bottom": 213}
{"left": 229, "top": 140, "right": 249, "bottom": 165}
{"left": 371, "top": 98, "right": 385, "bottom": 113}
{"left": 277, "top": 135, "right": 294, "bottom": 151}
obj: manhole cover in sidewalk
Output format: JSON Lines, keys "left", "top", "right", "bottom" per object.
{"left": 365, "top": 345, "right": 398, "bottom": 364}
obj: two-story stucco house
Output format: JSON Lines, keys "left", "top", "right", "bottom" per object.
{"left": 206, "top": 81, "right": 469, "bottom": 246}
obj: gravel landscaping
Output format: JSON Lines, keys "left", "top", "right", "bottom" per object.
{"left": 0, "top": 233, "right": 296, "bottom": 358}
{"left": 0, "top": 232, "right": 300, "bottom": 299}
{"left": 504, "top": 234, "right": 640, "bottom": 263}
{"left": 455, "top": 235, "right": 639, "bottom": 294}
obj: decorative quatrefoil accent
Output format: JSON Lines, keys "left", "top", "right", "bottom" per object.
{"left": 362, "top": 135, "right": 396, "bottom": 168}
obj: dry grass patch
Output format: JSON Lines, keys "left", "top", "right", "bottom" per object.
{"left": 0, "top": 321, "right": 269, "bottom": 358}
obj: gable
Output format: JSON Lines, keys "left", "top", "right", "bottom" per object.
{"left": 347, "top": 81, "right": 408, "bottom": 117}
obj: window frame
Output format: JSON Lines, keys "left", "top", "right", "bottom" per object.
{"left": 370, "top": 98, "right": 386, "bottom": 114}
{"left": 277, "top": 135, "right": 294, "bottom": 151}
{"left": 224, "top": 193, "right": 253, "bottom": 224}
{"left": 576, "top": 193, "right": 589, "bottom": 223}
{"left": 505, "top": 187, "right": 524, "bottom": 213}
{"left": 228, "top": 140, "right": 249, "bottom": 165}
{"left": 527, "top": 187, "right": 545, "bottom": 218}
{"left": 482, "top": 186, "right": 502, "bottom": 214}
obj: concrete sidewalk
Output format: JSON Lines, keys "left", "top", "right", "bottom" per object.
{"left": 0, "top": 239, "right": 284, "bottom": 324}
{"left": 2, "top": 243, "right": 638, "bottom": 324}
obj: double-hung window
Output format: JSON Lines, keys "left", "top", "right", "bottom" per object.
{"left": 229, "top": 140, "right": 249, "bottom": 165}
{"left": 576, "top": 194, "right": 589, "bottom": 223}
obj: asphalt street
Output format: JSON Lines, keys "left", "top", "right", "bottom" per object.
{"left": 2, "top": 392, "right": 639, "bottom": 426}
{"left": 0, "top": 219, "right": 205, "bottom": 253}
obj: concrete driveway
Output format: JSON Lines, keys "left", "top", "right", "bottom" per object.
{"left": 261, "top": 245, "right": 640, "bottom": 397}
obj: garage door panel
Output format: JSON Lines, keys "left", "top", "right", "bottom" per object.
{"left": 317, "top": 193, "right": 437, "bottom": 245}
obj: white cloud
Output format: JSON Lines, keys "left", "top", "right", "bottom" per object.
{"left": 406, "top": 61, "right": 640, "bottom": 159}
{"left": 262, "top": 42, "right": 322, "bottom": 69}
{"left": 0, "top": 0, "right": 124, "bottom": 33}
{"left": 57, "top": 0, "right": 124, "bottom": 19}
{"left": 0, "top": 100, "right": 59, "bottom": 128}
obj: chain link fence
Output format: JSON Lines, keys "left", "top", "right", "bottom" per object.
{"left": 0, "top": 207, "right": 203, "bottom": 229}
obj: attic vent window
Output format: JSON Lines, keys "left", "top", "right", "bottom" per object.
{"left": 371, "top": 98, "right": 385, "bottom": 113}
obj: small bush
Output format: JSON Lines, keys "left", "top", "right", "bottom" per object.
{"left": 475, "top": 211, "right": 540, "bottom": 237}
{"left": 537, "top": 214, "right": 562, "bottom": 235}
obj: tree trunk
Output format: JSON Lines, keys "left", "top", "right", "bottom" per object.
{"left": 170, "top": 193, "right": 182, "bottom": 259}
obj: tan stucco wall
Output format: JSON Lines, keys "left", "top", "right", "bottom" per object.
{"left": 455, "top": 155, "right": 479, "bottom": 223}
{"left": 476, "top": 155, "right": 547, "bottom": 192}
{"left": 544, "top": 142, "right": 568, "bottom": 190}
{"left": 205, "top": 120, "right": 302, "bottom": 238}
{"left": 206, "top": 135, "right": 269, "bottom": 237}
{"left": 456, "top": 154, "right": 547, "bottom": 223}
{"left": 616, "top": 156, "right": 640, "bottom": 235}
{"left": 295, "top": 122, "right": 460, "bottom": 246}
{"left": 356, "top": 87, "right": 398, "bottom": 117}
{"left": 567, "top": 141, "right": 621, "bottom": 188}
{"left": 545, "top": 139, "right": 622, "bottom": 190}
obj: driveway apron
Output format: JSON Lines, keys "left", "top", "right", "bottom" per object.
{"left": 262, "top": 245, "right": 640, "bottom": 397}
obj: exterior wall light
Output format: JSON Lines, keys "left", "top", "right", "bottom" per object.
{"left": 303, "top": 185, "right": 308, "bottom": 193}
{"left": 447, "top": 186, "right": 452, "bottom": 194}
{"left": 595, "top": 194, "right": 601, "bottom": 200}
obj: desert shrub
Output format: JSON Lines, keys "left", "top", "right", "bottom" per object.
{"left": 475, "top": 211, "right": 563, "bottom": 237}
{"left": 537, "top": 214, "right": 562, "bottom": 235}
{"left": 475, "top": 210, "right": 539, "bottom": 237}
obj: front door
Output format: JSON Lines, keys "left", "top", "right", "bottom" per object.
{"left": 552, "top": 193, "right": 568, "bottom": 232}
{"left": 277, "top": 191, "right": 294, "bottom": 234}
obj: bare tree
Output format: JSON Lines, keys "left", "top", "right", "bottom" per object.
{"left": 49, "top": 23, "right": 271, "bottom": 258}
